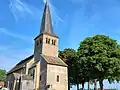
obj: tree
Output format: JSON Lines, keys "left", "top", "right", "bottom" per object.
{"left": 77, "top": 54, "right": 90, "bottom": 90}
{"left": 71, "top": 56, "right": 81, "bottom": 90}
{"left": 0, "top": 69, "right": 6, "bottom": 81}
{"left": 59, "top": 48, "right": 77, "bottom": 90}
{"left": 59, "top": 48, "right": 86, "bottom": 90}
{"left": 71, "top": 56, "right": 87, "bottom": 90}
{"left": 77, "top": 35, "right": 120, "bottom": 90}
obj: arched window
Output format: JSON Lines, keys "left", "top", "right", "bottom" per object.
{"left": 46, "top": 38, "right": 50, "bottom": 44}
{"left": 57, "top": 75, "right": 59, "bottom": 82}
{"left": 48, "top": 39, "right": 50, "bottom": 44}
{"left": 52, "top": 40, "right": 56, "bottom": 45}
{"left": 54, "top": 40, "right": 56, "bottom": 45}
{"left": 46, "top": 38, "right": 48, "bottom": 43}
{"left": 52, "top": 40, "right": 54, "bottom": 45}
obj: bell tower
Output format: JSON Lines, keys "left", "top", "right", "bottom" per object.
{"left": 34, "top": 1, "right": 59, "bottom": 60}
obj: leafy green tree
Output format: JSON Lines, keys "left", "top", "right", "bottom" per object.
{"left": 59, "top": 49, "right": 91, "bottom": 90}
{"left": 77, "top": 35, "right": 120, "bottom": 90}
{"left": 71, "top": 56, "right": 81, "bottom": 90}
{"left": 71, "top": 56, "right": 87, "bottom": 90}
{"left": 107, "top": 45, "right": 120, "bottom": 84}
{"left": 77, "top": 54, "right": 90, "bottom": 90}
{"left": 0, "top": 69, "right": 6, "bottom": 81}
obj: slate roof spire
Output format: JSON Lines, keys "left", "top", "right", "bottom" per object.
{"left": 40, "top": 0, "right": 57, "bottom": 37}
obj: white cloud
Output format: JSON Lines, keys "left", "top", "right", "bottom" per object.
{"left": 0, "top": 28, "right": 33, "bottom": 42}
{"left": 9, "top": 0, "right": 64, "bottom": 22}
{"left": 9, "top": 0, "right": 41, "bottom": 22}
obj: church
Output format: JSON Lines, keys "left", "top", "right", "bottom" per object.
{"left": 6, "top": 1, "right": 68, "bottom": 90}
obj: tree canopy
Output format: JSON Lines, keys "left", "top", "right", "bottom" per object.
{"left": 59, "top": 35, "right": 120, "bottom": 90}
{"left": 0, "top": 69, "right": 6, "bottom": 81}
{"left": 59, "top": 49, "right": 89, "bottom": 90}
{"left": 77, "top": 35, "right": 120, "bottom": 90}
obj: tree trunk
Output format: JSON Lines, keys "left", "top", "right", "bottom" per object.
{"left": 77, "top": 83, "right": 79, "bottom": 90}
{"left": 88, "top": 79, "right": 90, "bottom": 90}
{"left": 99, "top": 79, "right": 104, "bottom": 90}
{"left": 94, "top": 79, "right": 97, "bottom": 90}
{"left": 82, "top": 82, "right": 84, "bottom": 90}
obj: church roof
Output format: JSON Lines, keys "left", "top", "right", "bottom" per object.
{"left": 41, "top": 55, "right": 67, "bottom": 67}
{"left": 7, "top": 55, "right": 34, "bottom": 75}
{"left": 39, "top": 1, "right": 57, "bottom": 37}
{"left": 7, "top": 54, "right": 67, "bottom": 75}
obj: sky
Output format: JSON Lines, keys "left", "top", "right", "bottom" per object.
{"left": 0, "top": 0, "right": 120, "bottom": 89}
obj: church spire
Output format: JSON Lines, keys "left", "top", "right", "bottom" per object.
{"left": 40, "top": 0, "right": 56, "bottom": 37}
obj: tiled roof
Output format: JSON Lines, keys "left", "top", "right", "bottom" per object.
{"left": 7, "top": 55, "right": 34, "bottom": 75}
{"left": 7, "top": 54, "right": 67, "bottom": 75}
{"left": 41, "top": 55, "right": 67, "bottom": 67}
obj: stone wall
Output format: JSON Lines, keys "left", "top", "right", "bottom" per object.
{"left": 42, "top": 34, "right": 58, "bottom": 57}
{"left": 40, "top": 57, "right": 47, "bottom": 90}
{"left": 47, "top": 64, "right": 68, "bottom": 90}
{"left": 21, "top": 80, "right": 34, "bottom": 90}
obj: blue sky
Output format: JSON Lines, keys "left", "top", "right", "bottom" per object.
{"left": 0, "top": 0, "right": 120, "bottom": 89}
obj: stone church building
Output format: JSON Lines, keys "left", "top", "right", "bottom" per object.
{"left": 6, "top": 1, "right": 68, "bottom": 90}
